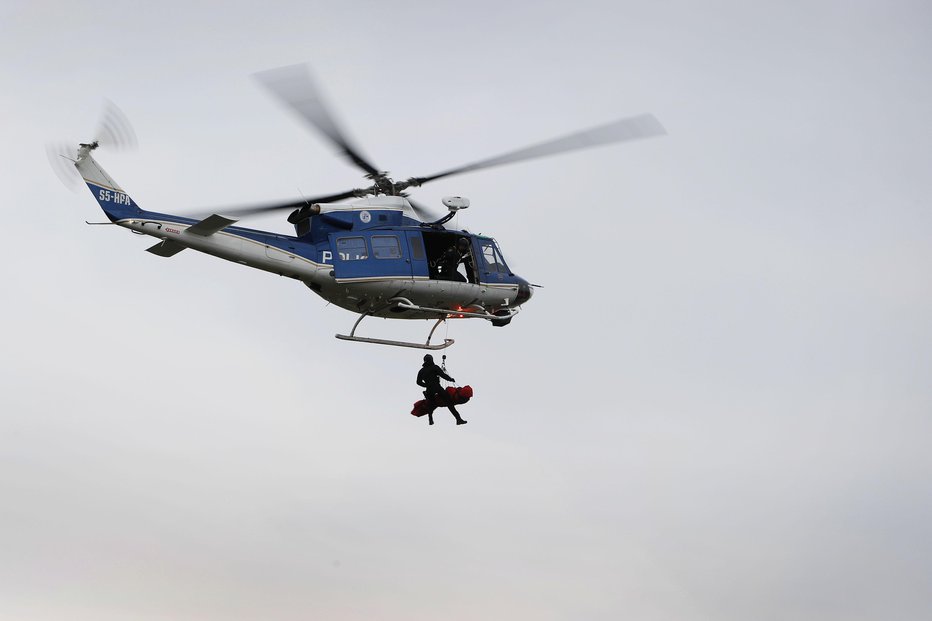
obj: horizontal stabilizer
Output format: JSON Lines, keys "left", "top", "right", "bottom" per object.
{"left": 146, "top": 239, "right": 187, "bottom": 257}
{"left": 186, "top": 214, "right": 237, "bottom": 236}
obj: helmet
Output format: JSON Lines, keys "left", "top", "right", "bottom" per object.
{"left": 423, "top": 354, "right": 434, "bottom": 364}
{"left": 456, "top": 237, "right": 469, "bottom": 250}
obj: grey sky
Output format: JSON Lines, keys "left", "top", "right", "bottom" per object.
{"left": 2, "top": 1, "right": 931, "bottom": 619}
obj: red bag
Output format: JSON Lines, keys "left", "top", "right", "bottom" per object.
{"left": 411, "top": 385, "right": 474, "bottom": 416}
{"left": 411, "top": 400, "right": 431, "bottom": 417}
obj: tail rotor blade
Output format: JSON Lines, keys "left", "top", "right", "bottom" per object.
{"left": 45, "top": 142, "right": 82, "bottom": 191}
{"left": 94, "top": 99, "right": 137, "bottom": 151}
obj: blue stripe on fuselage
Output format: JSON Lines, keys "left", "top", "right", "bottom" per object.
{"left": 86, "top": 182, "right": 142, "bottom": 221}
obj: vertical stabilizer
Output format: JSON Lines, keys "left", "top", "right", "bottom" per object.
{"left": 74, "top": 144, "right": 142, "bottom": 221}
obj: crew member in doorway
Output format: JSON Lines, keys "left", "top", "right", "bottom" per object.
{"left": 417, "top": 354, "right": 467, "bottom": 426}
{"left": 437, "top": 237, "right": 473, "bottom": 282}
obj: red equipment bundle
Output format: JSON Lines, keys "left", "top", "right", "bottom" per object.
{"left": 411, "top": 385, "right": 474, "bottom": 417}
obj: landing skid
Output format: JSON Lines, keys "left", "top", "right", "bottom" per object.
{"left": 335, "top": 297, "right": 519, "bottom": 349}
{"left": 336, "top": 313, "right": 453, "bottom": 350}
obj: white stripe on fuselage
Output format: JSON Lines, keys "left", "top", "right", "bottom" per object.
{"left": 117, "top": 217, "right": 326, "bottom": 279}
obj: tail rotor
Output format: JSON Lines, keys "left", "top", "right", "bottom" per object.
{"left": 46, "top": 100, "right": 137, "bottom": 192}
{"left": 45, "top": 141, "right": 82, "bottom": 191}
{"left": 93, "top": 99, "right": 137, "bottom": 151}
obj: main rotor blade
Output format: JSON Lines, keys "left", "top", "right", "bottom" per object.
{"left": 405, "top": 197, "right": 438, "bottom": 222}
{"left": 254, "top": 64, "right": 381, "bottom": 176}
{"left": 410, "top": 113, "right": 666, "bottom": 186}
{"left": 196, "top": 189, "right": 361, "bottom": 220}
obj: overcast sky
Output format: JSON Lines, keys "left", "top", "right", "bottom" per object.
{"left": 2, "top": 1, "right": 931, "bottom": 619}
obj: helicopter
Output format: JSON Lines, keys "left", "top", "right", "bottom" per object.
{"left": 57, "top": 64, "right": 665, "bottom": 350}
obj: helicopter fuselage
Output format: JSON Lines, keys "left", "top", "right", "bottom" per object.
{"left": 78, "top": 151, "right": 532, "bottom": 324}
{"left": 118, "top": 211, "right": 529, "bottom": 320}
{"left": 58, "top": 62, "right": 668, "bottom": 349}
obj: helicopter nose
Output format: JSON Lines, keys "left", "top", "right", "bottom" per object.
{"left": 515, "top": 281, "right": 533, "bottom": 305}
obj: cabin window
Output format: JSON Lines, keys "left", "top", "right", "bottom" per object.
{"left": 409, "top": 235, "right": 425, "bottom": 260}
{"left": 480, "top": 241, "right": 506, "bottom": 273}
{"left": 372, "top": 235, "right": 402, "bottom": 259}
{"left": 336, "top": 236, "right": 368, "bottom": 261}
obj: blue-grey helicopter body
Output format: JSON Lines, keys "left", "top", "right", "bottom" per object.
{"left": 57, "top": 65, "right": 665, "bottom": 349}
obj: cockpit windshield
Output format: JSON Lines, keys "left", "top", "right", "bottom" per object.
{"left": 478, "top": 238, "right": 509, "bottom": 274}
